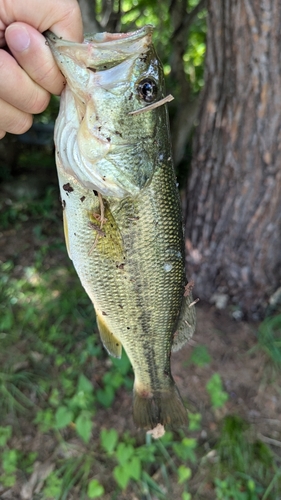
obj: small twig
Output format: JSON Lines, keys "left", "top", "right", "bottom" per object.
{"left": 258, "top": 433, "right": 281, "bottom": 448}
{"left": 188, "top": 298, "right": 200, "bottom": 308}
{"left": 128, "top": 94, "right": 174, "bottom": 116}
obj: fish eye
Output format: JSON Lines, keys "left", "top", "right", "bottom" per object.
{"left": 137, "top": 78, "right": 158, "bottom": 103}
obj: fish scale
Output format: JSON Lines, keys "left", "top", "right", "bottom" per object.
{"left": 46, "top": 26, "right": 196, "bottom": 430}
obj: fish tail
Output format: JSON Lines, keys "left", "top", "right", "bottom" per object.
{"left": 133, "top": 383, "right": 187, "bottom": 430}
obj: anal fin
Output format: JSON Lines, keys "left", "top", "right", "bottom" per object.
{"left": 172, "top": 289, "right": 197, "bottom": 352}
{"left": 96, "top": 311, "right": 122, "bottom": 358}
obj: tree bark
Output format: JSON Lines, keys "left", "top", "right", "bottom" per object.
{"left": 185, "top": 0, "right": 281, "bottom": 319}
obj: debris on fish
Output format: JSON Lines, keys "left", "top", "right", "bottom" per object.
{"left": 45, "top": 26, "right": 196, "bottom": 430}
{"left": 147, "top": 424, "right": 165, "bottom": 439}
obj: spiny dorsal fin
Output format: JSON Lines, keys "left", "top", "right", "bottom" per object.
{"left": 96, "top": 310, "right": 122, "bottom": 358}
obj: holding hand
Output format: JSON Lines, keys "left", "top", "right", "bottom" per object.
{"left": 0, "top": 0, "right": 83, "bottom": 139}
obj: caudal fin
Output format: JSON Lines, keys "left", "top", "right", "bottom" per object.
{"left": 132, "top": 384, "right": 187, "bottom": 430}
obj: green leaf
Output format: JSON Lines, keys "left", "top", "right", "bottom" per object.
{"left": 173, "top": 438, "right": 197, "bottom": 463}
{"left": 113, "top": 464, "right": 130, "bottom": 490}
{"left": 55, "top": 406, "right": 73, "bottom": 429}
{"left": 96, "top": 385, "right": 115, "bottom": 408}
{"left": 182, "top": 492, "right": 192, "bottom": 500}
{"left": 0, "top": 425, "right": 12, "bottom": 447}
{"left": 115, "top": 442, "right": 134, "bottom": 465}
{"left": 87, "top": 479, "right": 105, "bottom": 498}
{"left": 136, "top": 443, "right": 156, "bottom": 463}
{"left": 188, "top": 412, "right": 202, "bottom": 431}
{"left": 2, "top": 449, "right": 19, "bottom": 474}
{"left": 77, "top": 374, "right": 93, "bottom": 393}
{"left": 75, "top": 412, "right": 93, "bottom": 443}
{"left": 206, "top": 373, "right": 229, "bottom": 408}
{"left": 100, "top": 428, "right": 118, "bottom": 454}
{"left": 127, "top": 456, "right": 141, "bottom": 481}
{"left": 111, "top": 351, "right": 132, "bottom": 375}
{"left": 178, "top": 465, "right": 192, "bottom": 484}
{"left": 188, "top": 345, "right": 211, "bottom": 367}
{"left": 0, "top": 473, "right": 16, "bottom": 487}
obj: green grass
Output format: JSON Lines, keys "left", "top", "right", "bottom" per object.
{"left": 257, "top": 313, "right": 281, "bottom": 368}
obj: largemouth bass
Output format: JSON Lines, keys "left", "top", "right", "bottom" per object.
{"left": 46, "top": 26, "right": 196, "bottom": 430}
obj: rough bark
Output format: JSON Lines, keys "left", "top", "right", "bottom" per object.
{"left": 185, "top": 0, "right": 281, "bottom": 319}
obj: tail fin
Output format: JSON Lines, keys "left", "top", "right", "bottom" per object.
{"left": 132, "top": 384, "right": 187, "bottom": 430}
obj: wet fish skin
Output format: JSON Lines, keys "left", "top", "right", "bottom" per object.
{"left": 46, "top": 27, "right": 196, "bottom": 429}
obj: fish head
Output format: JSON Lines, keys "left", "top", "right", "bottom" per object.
{"left": 46, "top": 27, "right": 168, "bottom": 198}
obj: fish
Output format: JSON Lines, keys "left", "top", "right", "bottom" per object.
{"left": 45, "top": 26, "right": 196, "bottom": 430}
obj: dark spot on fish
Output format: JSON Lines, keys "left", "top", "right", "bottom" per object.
{"left": 128, "top": 92, "right": 133, "bottom": 101}
{"left": 119, "top": 304, "right": 123, "bottom": 309}
{"left": 74, "top": 232, "right": 77, "bottom": 236}
{"left": 106, "top": 137, "right": 111, "bottom": 142}
{"left": 116, "top": 343, "right": 119, "bottom": 347}
{"left": 115, "top": 130, "right": 123, "bottom": 137}
{"left": 103, "top": 65, "right": 107, "bottom": 69}
{"left": 80, "top": 196, "right": 86, "bottom": 202}
{"left": 102, "top": 311, "right": 107, "bottom": 316}
{"left": 110, "top": 223, "right": 114, "bottom": 228}
{"left": 139, "top": 54, "right": 148, "bottom": 63}
{"left": 62, "top": 200, "right": 66, "bottom": 209}
{"left": 98, "top": 126, "right": 102, "bottom": 131}
{"left": 63, "top": 183, "right": 74, "bottom": 193}
{"left": 87, "top": 66, "right": 97, "bottom": 72}
{"left": 102, "top": 176, "right": 106, "bottom": 181}
{"left": 127, "top": 327, "right": 130, "bottom": 330}
{"left": 93, "top": 190, "right": 98, "bottom": 196}
{"left": 116, "top": 263, "right": 125, "bottom": 270}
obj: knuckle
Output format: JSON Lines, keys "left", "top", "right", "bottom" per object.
{"left": 33, "top": 61, "right": 64, "bottom": 96}
{"left": 0, "top": 130, "right": 6, "bottom": 140}
{"left": 26, "top": 89, "right": 50, "bottom": 115}
{"left": 8, "top": 113, "right": 33, "bottom": 135}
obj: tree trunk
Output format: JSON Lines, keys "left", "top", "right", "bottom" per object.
{"left": 185, "top": 0, "right": 281, "bottom": 319}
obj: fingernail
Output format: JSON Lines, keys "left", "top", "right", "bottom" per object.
{"left": 6, "top": 25, "right": 30, "bottom": 52}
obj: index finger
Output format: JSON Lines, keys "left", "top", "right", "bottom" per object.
{"left": 0, "top": 0, "right": 83, "bottom": 42}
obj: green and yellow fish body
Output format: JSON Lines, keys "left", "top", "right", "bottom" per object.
{"left": 46, "top": 26, "right": 196, "bottom": 429}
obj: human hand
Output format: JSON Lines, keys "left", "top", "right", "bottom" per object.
{"left": 0, "top": 0, "right": 83, "bottom": 139}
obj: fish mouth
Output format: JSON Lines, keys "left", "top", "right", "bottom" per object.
{"left": 45, "top": 25, "right": 153, "bottom": 72}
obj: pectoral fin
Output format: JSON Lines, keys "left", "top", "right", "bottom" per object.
{"left": 172, "top": 291, "right": 196, "bottom": 352}
{"left": 96, "top": 311, "right": 122, "bottom": 358}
